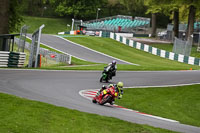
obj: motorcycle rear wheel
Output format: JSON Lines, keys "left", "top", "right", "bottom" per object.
{"left": 105, "top": 76, "right": 109, "bottom": 83}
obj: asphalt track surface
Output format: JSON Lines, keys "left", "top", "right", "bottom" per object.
{"left": 1, "top": 69, "right": 200, "bottom": 133}
{"left": 27, "top": 34, "right": 134, "bottom": 65}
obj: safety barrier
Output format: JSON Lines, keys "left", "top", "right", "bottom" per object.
{"left": 109, "top": 32, "right": 200, "bottom": 66}
{"left": 0, "top": 51, "right": 26, "bottom": 67}
{"left": 99, "top": 31, "right": 200, "bottom": 66}
{"left": 8, "top": 52, "right": 26, "bottom": 67}
{"left": 15, "top": 37, "right": 71, "bottom": 65}
{"left": 0, "top": 51, "right": 9, "bottom": 67}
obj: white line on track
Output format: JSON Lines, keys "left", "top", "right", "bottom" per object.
{"left": 125, "top": 83, "right": 200, "bottom": 88}
{"left": 55, "top": 35, "right": 139, "bottom": 66}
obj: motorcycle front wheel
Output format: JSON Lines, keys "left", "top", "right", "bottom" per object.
{"left": 100, "top": 76, "right": 103, "bottom": 82}
{"left": 92, "top": 99, "right": 97, "bottom": 103}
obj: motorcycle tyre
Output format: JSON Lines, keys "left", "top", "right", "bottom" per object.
{"left": 105, "top": 76, "right": 109, "bottom": 83}
{"left": 100, "top": 95, "right": 112, "bottom": 105}
{"left": 92, "top": 99, "right": 97, "bottom": 103}
{"left": 100, "top": 76, "right": 103, "bottom": 82}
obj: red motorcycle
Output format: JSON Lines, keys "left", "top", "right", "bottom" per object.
{"left": 92, "top": 86, "right": 118, "bottom": 105}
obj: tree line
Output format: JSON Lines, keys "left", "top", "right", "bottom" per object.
{"left": 0, "top": 0, "right": 200, "bottom": 40}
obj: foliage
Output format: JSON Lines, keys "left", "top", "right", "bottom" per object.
{"left": 119, "top": 0, "right": 147, "bottom": 17}
{"left": 20, "top": 0, "right": 56, "bottom": 17}
{"left": 9, "top": 0, "right": 23, "bottom": 33}
{"left": 5, "top": 0, "right": 200, "bottom": 33}
{"left": 50, "top": 0, "right": 107, "bottom": 19}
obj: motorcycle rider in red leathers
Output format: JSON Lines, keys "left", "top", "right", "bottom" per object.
{"left": 96, "top": 82, "right": 124, "bottom": 105}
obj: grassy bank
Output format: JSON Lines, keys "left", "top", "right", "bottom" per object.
{"left": 116, "top": 84, "right": 200, "bottom": 127}
{"left": 21, "top": 16, "right": 71, "bottom": 34}
{"left": 0, "top": 93, "right": 174, "bottom": 133}
{"left": 66, "top": 36, "right": 200, "bottom": 70}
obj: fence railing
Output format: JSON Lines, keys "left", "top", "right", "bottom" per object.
{"left": 173, "top": 37, "right": 192, "bottom": 56}
{"left": 39, "top": 47, "right": 71, "bottom": 64}
{"left": 15, "top": 37, "right": 71, "bottom": 65}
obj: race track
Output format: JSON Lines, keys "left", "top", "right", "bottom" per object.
{"left": 2, "top": 34, "right": 200, "bottom": 132}
{"left": 1, "top": 69, "right": 200, "bottom": 133}
{"left": 27, "top": 34, "right": 135, "bottom": 65}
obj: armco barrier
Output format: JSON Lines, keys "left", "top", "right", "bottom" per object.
{"left": 0, "top": 51, "right": 26, "bottom": 67}
{"left": 100, "top": 32, "right": 200, "bottom": 66}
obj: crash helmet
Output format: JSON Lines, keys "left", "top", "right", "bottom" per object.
{"left": 112, "top": 60, "right": 116, "bottom": 66}
{"left": 108, "top": 84, "right": 114, "bottom": 88}
{"left": 117, "top": 82, "right": 123, "bottom": 90}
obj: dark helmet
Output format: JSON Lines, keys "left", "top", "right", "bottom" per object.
{"left": 112, "top": 60, "right": 116, "bottom": 65}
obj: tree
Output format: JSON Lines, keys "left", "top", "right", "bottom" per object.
{"left": 51, "top": 0, "right": 107, "bottom": 20}
{"left": 22, "top": 0, "right": 50, "bottom": 16}
{"left": 173, "top": 8, "right": 179, "bottom": 38}
{"left": 186, "top": 4, "right": 196, "bottom": 40}
{"left": 161, "top": 1, "right": 180, "bottom": 38}
{"left": 145, "top": 0, "right": 181, "bottom": 38}
{"left": 0, "top": 0, "right": 10, "bottom": 34}
{"left": 0, "top": 0, "right": 23, "bottom": 34}
{"left": 144, "top": 0, "right": 162, "bottom": 37}
{"left": 176, "top": 0, "right": 200, "bottom": 40}
{"left": 107, "top": 0, "right": 124, "bottom": 16}
{"left": 9, "top": 0, "right": 23, "bottom": 33}
{"left": 119, "top": 0, "right": 147, "bottom": 17}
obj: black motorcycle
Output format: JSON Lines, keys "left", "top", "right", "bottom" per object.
{"left": 100, "top": 67, "right": 112, "bottom": 83}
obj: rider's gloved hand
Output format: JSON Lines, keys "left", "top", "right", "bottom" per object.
{"left": 102, "top": 85, "right": 106, "bottom": 90}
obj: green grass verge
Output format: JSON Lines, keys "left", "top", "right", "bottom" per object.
{"left": 115, "top": 84, "right": 200, "bottom": 127}
{"left": 66, "top": 36, "right": 200, "bottom": 70}
{"left": 21, "top": 16, "right": 71, "bottom": 34}
{"left": 0, "top": 93, "right": 175, "bottom": 133}
{"left": 150, "top": 43, "right": 173, "bottom": 52}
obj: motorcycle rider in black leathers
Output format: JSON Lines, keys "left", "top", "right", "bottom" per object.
{"left": 104, "top": 60, "right": 117, "bottom": 80}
